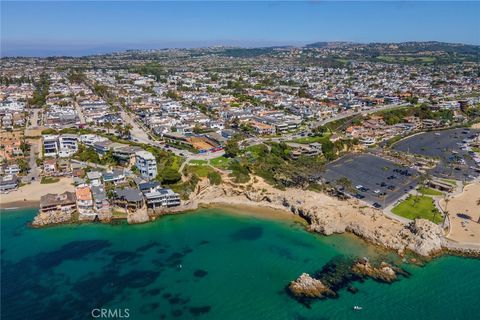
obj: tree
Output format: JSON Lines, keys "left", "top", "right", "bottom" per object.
{"left": 160, "top": 167, "right": 182, "bottom": 185}
{"left": 20, "top": 141, "right": 30, "bottom": 153}
{"left": 104, "top": 122, "right": 113, "bottom": 134}
{"left": 224, "top": 139, "right": 240, "bottom": 158}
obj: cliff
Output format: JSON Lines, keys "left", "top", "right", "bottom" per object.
{"left": 191, "top": 177, "right": 452, "bottom": 257}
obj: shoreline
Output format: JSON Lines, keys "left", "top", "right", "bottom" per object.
{"left": 0, "top": 200, "right": 40, "bottom": 210}
{"left": 3, "top": 176, "right": 479, "bottom": 259}
{"left": 2, "top": 197, "right": 480, "bottom": 259}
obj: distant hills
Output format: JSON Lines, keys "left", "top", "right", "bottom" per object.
{"left": 305, "top": 41, "right": 480, "bottom": 54}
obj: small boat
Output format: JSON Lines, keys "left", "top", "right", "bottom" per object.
{"left": 353, "top": 306, "right": 363, "bottom": 311}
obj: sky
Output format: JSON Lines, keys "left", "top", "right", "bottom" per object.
{"left": 1, "top": 1, "right": 479, "bottom": 57}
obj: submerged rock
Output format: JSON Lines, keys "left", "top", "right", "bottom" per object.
{"left": 288, "top": 273, "right": 335, "bottom": 299}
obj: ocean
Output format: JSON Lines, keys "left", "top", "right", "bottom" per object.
{"left": 1, "top": 208, "right": 479, "bottom": 320}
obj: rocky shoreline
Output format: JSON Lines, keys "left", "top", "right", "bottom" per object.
{"left": 27, "top": 176, "right": 480, "bottom": 258}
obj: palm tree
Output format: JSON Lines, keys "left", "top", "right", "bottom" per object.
{"left": 104, "top": 122, "right": 113, "bottom": 134}
{"left": 444, "top": 196, "right": 450, "bottom": 212}
{"left": 124, "top": 124, "right": 133, "bottom": 137}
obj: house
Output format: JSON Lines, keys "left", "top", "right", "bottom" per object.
{"left": 39, "top": 191, "right": 76, "bottom": 213}
{"left": 286, "top": 142, "right": 323, "bottom": 159}
{"left": 91, "top": 185, "right": 110, "bottom": 212}
{"left": 43, "top": 158, "right": 57, "bottom": 175}
{"left": 43, "top": 135, "right": 59, "bottom": 157}
{"left": 86, "top": 171, "right": 102, "bottom": 186}
{"left": 0, "top": 174, "right": 18, "bottom": 192}
{"left": 57, "top": 159, "right": 71, "bottom": 173}
{"left": 112, "top": 145, "right": 143, "bottom": 165}
{"left": 139, "top": 181, "right": 181, "bottom": 208}
{"left": 103, "top": 170, "right": 126, "bottom": 185}
{"left": 135, "top": 150, "right": 157, "bottom": 180}
{"left": 75, "top": 185, "right": 94, "bottom": 215}
{"left": 114, "top": 188, "right": 144, "bottom": 210}
{"left": 42, "top": 134, "right": 78, "bottom": 157}
{"left": 4, "top": 164, "right": 20, "bottom": 175}
{"left": 58, "top": 134, "right": 79, "bottom": 157}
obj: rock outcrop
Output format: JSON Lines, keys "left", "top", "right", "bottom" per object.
{"left": 351, "top": 258, "right": 397, "bottom": 283}
{"left": 404, "top": 219, "right": 444, "bottom": 256}
{"left": 32, "top": 210, "right": 72, "bottom": 227}
{"left": 288, "top": 273, "right": 335, "bottom": 299}
{"left": 127, "top": 207, "right": 150, "bottom": 224}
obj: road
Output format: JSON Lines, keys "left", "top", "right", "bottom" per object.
{"left": 23, "top": 143, "right": 40, "bottom": 183}
{"left": 29, "top": 109, "right": 40, "bottom": 128}
{"left": 312, "top": 103, "right": 406, "bottom": 127}
{"left": 120, "top": 103, "right": 406, "bottom": 161}
{"left": 74, "top": 101, "right": 86, "bottom": 124}
{"left": 119, "top": 109, "right": 225, "bottom": 160}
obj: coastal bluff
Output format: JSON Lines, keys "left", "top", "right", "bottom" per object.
{"left": 188, "top": 178, "right": 459, "bottom": 258}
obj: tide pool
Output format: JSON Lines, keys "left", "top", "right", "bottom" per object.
{"left": 1, "top": 208, "right": 479, "bottom": 320}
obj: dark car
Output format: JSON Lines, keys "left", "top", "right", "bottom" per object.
{"left": 387, "top": 185, "right": 396, "bottom": 190}
{"left": 372, "top": 202, "right": 382, "bottom": 209}
{"left": 355, "top": 193, "right": 365, "bottom": 199}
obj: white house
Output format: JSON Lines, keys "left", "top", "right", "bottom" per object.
{"left": 135, "top": 150, "right": 157, "bottom": 181}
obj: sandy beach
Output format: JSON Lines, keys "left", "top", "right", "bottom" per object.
{"left": 440, "top": 182, "right": 480, "bottom": 245}
{"left": 0, "top": 177, "right": 75, "bottom": 210}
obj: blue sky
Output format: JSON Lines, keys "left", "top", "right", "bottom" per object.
{"left": 1, "top": 1, "right": 479, "bottom": 56}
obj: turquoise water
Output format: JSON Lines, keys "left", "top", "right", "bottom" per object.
{"left": 1, "top": 208, "right": 479, "bottom": 320}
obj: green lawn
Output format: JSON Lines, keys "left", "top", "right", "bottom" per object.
{"left": 392, "top": 195, "right": 443, "bottom": 223}
{"left": 471, "top": 147, "right": 480, "bottom": 153}
{"left": 40, "top": 176, "right": 60, "bottom": 184}
{"left": 291, "top": 133, "right": 331, "bottom": 144}
{"left": 185, "top": 164, "right": 214, "bottom": 177}
{"left": 189, "top": 159, "right": 208, "bottom": 165}
{"left": 417, "top": 187, "right": 443, "bottom": 196}
{"left": 210, "top": 156, "right": 231, "bottom": 169}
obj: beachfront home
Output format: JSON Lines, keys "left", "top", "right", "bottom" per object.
{"left": 138, "top": 182, "right": 181, "bottom": 208}
{"left": 0, "top": 174, "right": 18, "bottom": 192}
{"left": 91, "top": 185, "right": 110, "bottom": 213}
{"left": 114, "top": 188, "right": 145, "bottom": 211}
{"left": 75, "top": 185, "right": 94, "bottom": 215}
{"left": 39, "top": 191, "right": 76, "bottom": 214}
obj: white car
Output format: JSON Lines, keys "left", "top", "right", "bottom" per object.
{"left": 374, "top": 189, "right": 380, "bottom": 194}
{"left": 355, "top": 185, "right": 363, "bottom": 190}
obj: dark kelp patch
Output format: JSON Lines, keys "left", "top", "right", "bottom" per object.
{"left": 230, "top": 226, "right": 263, "bottom": 241}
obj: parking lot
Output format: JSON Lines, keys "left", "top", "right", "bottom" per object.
{"left": 323, "top": 153, "right": 419, "bottom": 208}
{"left": 393, "top": 128, "right": 480, "bottom": 181}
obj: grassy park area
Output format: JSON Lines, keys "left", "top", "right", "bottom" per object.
{"left": 40, "top": 176, "right": 60, "bottom": 184}
{"left": 210, "top": 156, "right": 231, "bottom": 169}
{"left": 392, "top": 195, "right": 443, "bottom": 223}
